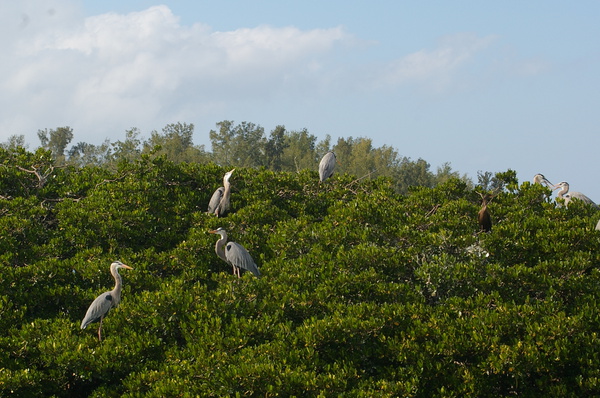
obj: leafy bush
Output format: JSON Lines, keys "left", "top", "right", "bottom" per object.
{"left": 1, "top": 147, "right": 600, "bottom": 397}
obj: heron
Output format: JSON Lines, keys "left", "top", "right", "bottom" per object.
{"left": 207, "top": 169, "right": 235, "bottom": 217}
{"left": 318, "top": 151, "right": 337, "bottom": 182}
{"left": 81, "top": 261, "right": 133, "bottom": 341}
{"left": 209, "top": 227, "right": 261, "bottom": 278}
{"left": 478, "top": 195, "right": 492, "bottom": 232}
{"left": 552, "top": 181, "right": 598, "bottom": 208}
{"left": 533, "top": 173, "right": 553, "bottom": 188}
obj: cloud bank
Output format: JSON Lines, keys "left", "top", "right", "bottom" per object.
{"left": 0, "top": 2, "right": 497, "bottom": 145}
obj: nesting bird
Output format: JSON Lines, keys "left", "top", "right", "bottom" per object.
{"left": 207, "top": 169, "right": 235, "bottom": 217}
{"left": 81, "top": 261, "right": 133, "bottom": 341}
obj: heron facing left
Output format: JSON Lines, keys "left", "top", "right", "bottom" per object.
{"left": 81, "top": 261, "right": 133, "bottom": 341}
{"left": 209, "top": 227, "right": 261, "bottom": 278}
{"left": 552, "top": 181, "right": 598, "bottom": 208}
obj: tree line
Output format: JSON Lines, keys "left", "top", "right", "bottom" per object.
{"left": 2, "top": 121, "right": 468, "bottom": 194}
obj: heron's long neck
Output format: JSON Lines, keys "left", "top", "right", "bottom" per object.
{"left": 111, "top": 267, "right": 123, "bottom": 304}
{"left": 215, "top": 235, "right": 228, "bottom": 262}
{"left": 557, "top": 186, "right": 568, "bottom": 198}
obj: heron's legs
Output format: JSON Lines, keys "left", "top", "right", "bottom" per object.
{"left": 97, "top": 317, "right": 104, "bottom": 341}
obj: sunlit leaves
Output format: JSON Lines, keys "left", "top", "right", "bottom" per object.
{"left": 1, "top": 150, "right": 600, "bottom": 396}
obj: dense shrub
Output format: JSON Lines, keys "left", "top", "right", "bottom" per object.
{"left": 1, "top": 147, "right": 600, "bottom": 397}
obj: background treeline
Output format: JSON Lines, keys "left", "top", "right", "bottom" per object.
{"left": 2, "top": 136, "right": 600, "bottom": 396}
{"left": 2, "top": 121, "right": 466, "bottom": 194}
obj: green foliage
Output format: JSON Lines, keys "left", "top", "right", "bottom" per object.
{"left": 1, "top": 146, "right": 600, "bottom": 397}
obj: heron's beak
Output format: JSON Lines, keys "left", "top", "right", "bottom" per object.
{"left": 208, "top": 229, "right": 217, "bottom": 234}
{"left": 550, "top": 184, "right": 560, "bottom": 190}
{"left": 122, "top": 264, "right": 133, "bottom": 270}
{"left": 229, "top": 169, "right": 235, "bottom": 173}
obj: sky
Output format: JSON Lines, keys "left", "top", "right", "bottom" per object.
{"left": 1, "top": 1, "right": 599, "bottom": 200}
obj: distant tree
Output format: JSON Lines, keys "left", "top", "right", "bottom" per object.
{"left": 144, "top": 123, "right": 210, "bottom": 163}
{"left": 0, "top": 135, "right": 28, "bottom": 150}
{"left": 333, "top": 136, "right": 379, "bottom": 179}
{"left": 112, "top": 128, "right": 142, "bottom": 163}
{"left": 209, "top": 120, "right": 236, "bottom": 166}
{"left": 209, "top": 121, "right": 266, "bottom": 168}
{"left": 37, "top": 126, "right": 74, "bottom": 164}
{"left": 68, "top": 140, "right": 112, "bottom": 167}
{"left": 315, "top": 134, "right": 332, "bottom": 160}
{"left": 395, "top": 158, "right": 434, "bottom": 193}
{"left": 280, "top": 128, "right": 319, "bottom": 172}
{"left": 434, "top": 162, "right": 469, "bottom": 186}
{"left": 265, "top": 125, "right": 289, "bottom": 171}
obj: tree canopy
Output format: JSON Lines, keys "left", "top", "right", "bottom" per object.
{"left": 1, "top": 140, "right": 600, "bottom": 396}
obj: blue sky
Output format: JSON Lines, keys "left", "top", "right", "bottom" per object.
{"left": 2, "top": 1, "right": 599, "bottom": 200}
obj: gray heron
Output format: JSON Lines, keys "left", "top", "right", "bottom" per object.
{"left": 209, "top": 227, "right": 261, "bottom": 278}
{"left": 533, "top": 174, "right": 553, "bottom": 188}
{"left": 207, "top": 169, "right": 235, "bottom": 217}
{"left": 81, "top": 261, "right": 133, "bottom": 341}
{"left": 552, "top": 181, "right": 598, "bottom": 208}
{"left": 318, "top": 151, "right": 337, "bottom": 182}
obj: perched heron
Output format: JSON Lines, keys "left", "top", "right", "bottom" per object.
{"left": 81, "top": 261, "right": 133, "bottom": 341}
{"left": 209, "top": 227, "right": 261, "bottom": 278}
{"left": 207, "top": 169, "right": 235, "bottom": 217}
{"left": 533, "top": 174, "right": 553, "bottom": 188}
{"left": 552, "top": 181, "right": 598, "bottom": 208}
{"left": 478, "top": 195, "right": 492, "bottom": 233}
{"left": 318, "top": 151, "right": 337, "bottom": 182}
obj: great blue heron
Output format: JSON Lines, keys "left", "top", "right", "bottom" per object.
{"left": 533, "top": 173, "right": 553, "bottom": 187}
{"left": 81, "top": 261, "right": 133, "bottom": 341}
{"left": 478, "top": 195, "right": 492, "bottom": 232}
{"left": 318, "top": 151, "right": 337, "bottom": 182}
{"left": 207, "top": 169, "right": 235, "bottom": 217}
{"left": 209, "top": 227, "right": 261, "bottom": 278}
{"left": 552, "top": 181, "right": 598, "bottom": 208}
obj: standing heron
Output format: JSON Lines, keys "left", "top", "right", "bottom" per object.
{"left": 318, "top": 151, "right": 337, "bottom": 182}
{"left": 478, "top": 194, "right": 492, "bottom": 232}
{"left": 81, "top": 261, "right": 133, "bottom": 341}
{"left": 207, "top": 169, "right": 235, "bottom": 217}
{"left": 209, "top": 227, "right": 261, "bottom": 278}
{"left": 552, "top": 181, "right": 598, "bottom": 208}
{"left": 533, "top": 173, "right": 553, "bottom": 188}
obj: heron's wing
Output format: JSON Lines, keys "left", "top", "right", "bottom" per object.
{"left": 207, "top": 187, "right": 224, "bottom": 213}
{"left": 318, "top": 152, "right": 336, "bottom": 182}
{"left": 80, "top": 291, "right": 114, "bottom": 329}
{"left": 570, "top": 192, "right": 598, "bottom": 207}
{"left": 225, "top": 242, "right": 261, "bottom": 277}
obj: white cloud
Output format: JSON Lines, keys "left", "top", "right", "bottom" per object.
{"left": 373, "top": 33, "right": 498, "bottom": 93}
{"left": 0, "top": 3, "right": 352, "bottom": 144}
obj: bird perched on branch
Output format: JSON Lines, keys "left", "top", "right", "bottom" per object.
{"left": 478, "top": 194, "right": 492, "bottom": 233}
{"left": 209, "top": 227, "right": 261, "bottom": 278}
{"left": 552, "top": 181, "right": 598, "bottom": 208}
{"left": 207, "top": 169, "right": 235, "bottom": 217}
{"left": 81, "top": 261, "right": 133, "bottom": 341}
{"left": 318, "top": 151, "right": 338, "bottom": 182}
